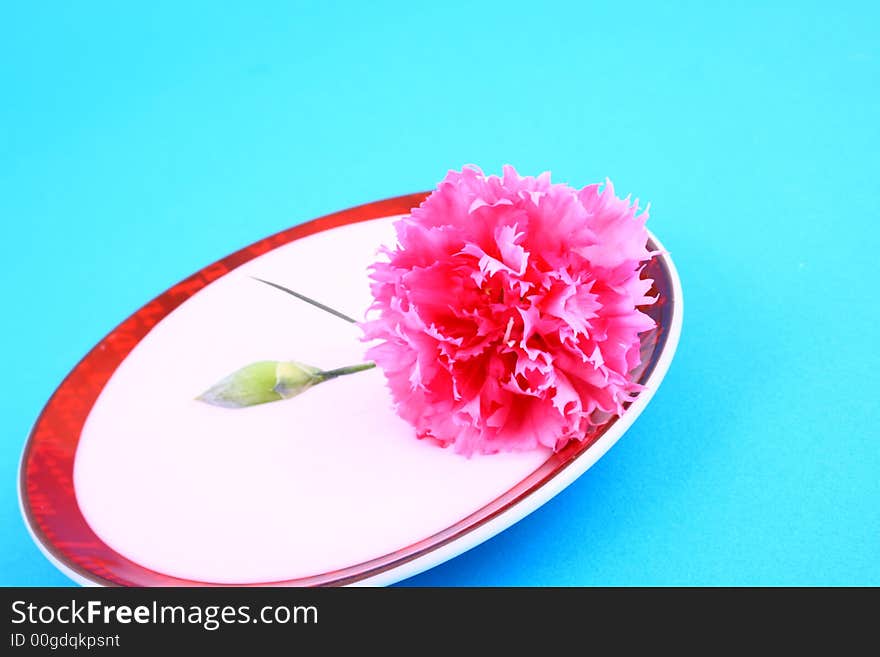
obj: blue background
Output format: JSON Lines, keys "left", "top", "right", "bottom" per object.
{"left": 2, "top": 1, "right": 877, "bottom": 586}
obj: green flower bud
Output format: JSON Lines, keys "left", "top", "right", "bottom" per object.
{"left": 197, "top": 360, "right": 322, "bottom": 409}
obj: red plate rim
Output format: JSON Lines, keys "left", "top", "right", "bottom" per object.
{"left": 19, "top": 192, "right": 677, "bottom": 586}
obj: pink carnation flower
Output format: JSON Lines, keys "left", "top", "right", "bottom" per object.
{"left": 361, "top": 165, "right": 657, "bottom": 456}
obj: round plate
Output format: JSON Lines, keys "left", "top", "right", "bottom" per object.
{"left": 19, "top": 192, "right": 682, "bottom": 586}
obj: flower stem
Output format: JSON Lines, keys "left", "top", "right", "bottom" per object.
{"left": 318, "top": 362, "right": 376, "bottom": 381}
{"left": 252, "top": 277, "right": 358, "bottom": 324}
